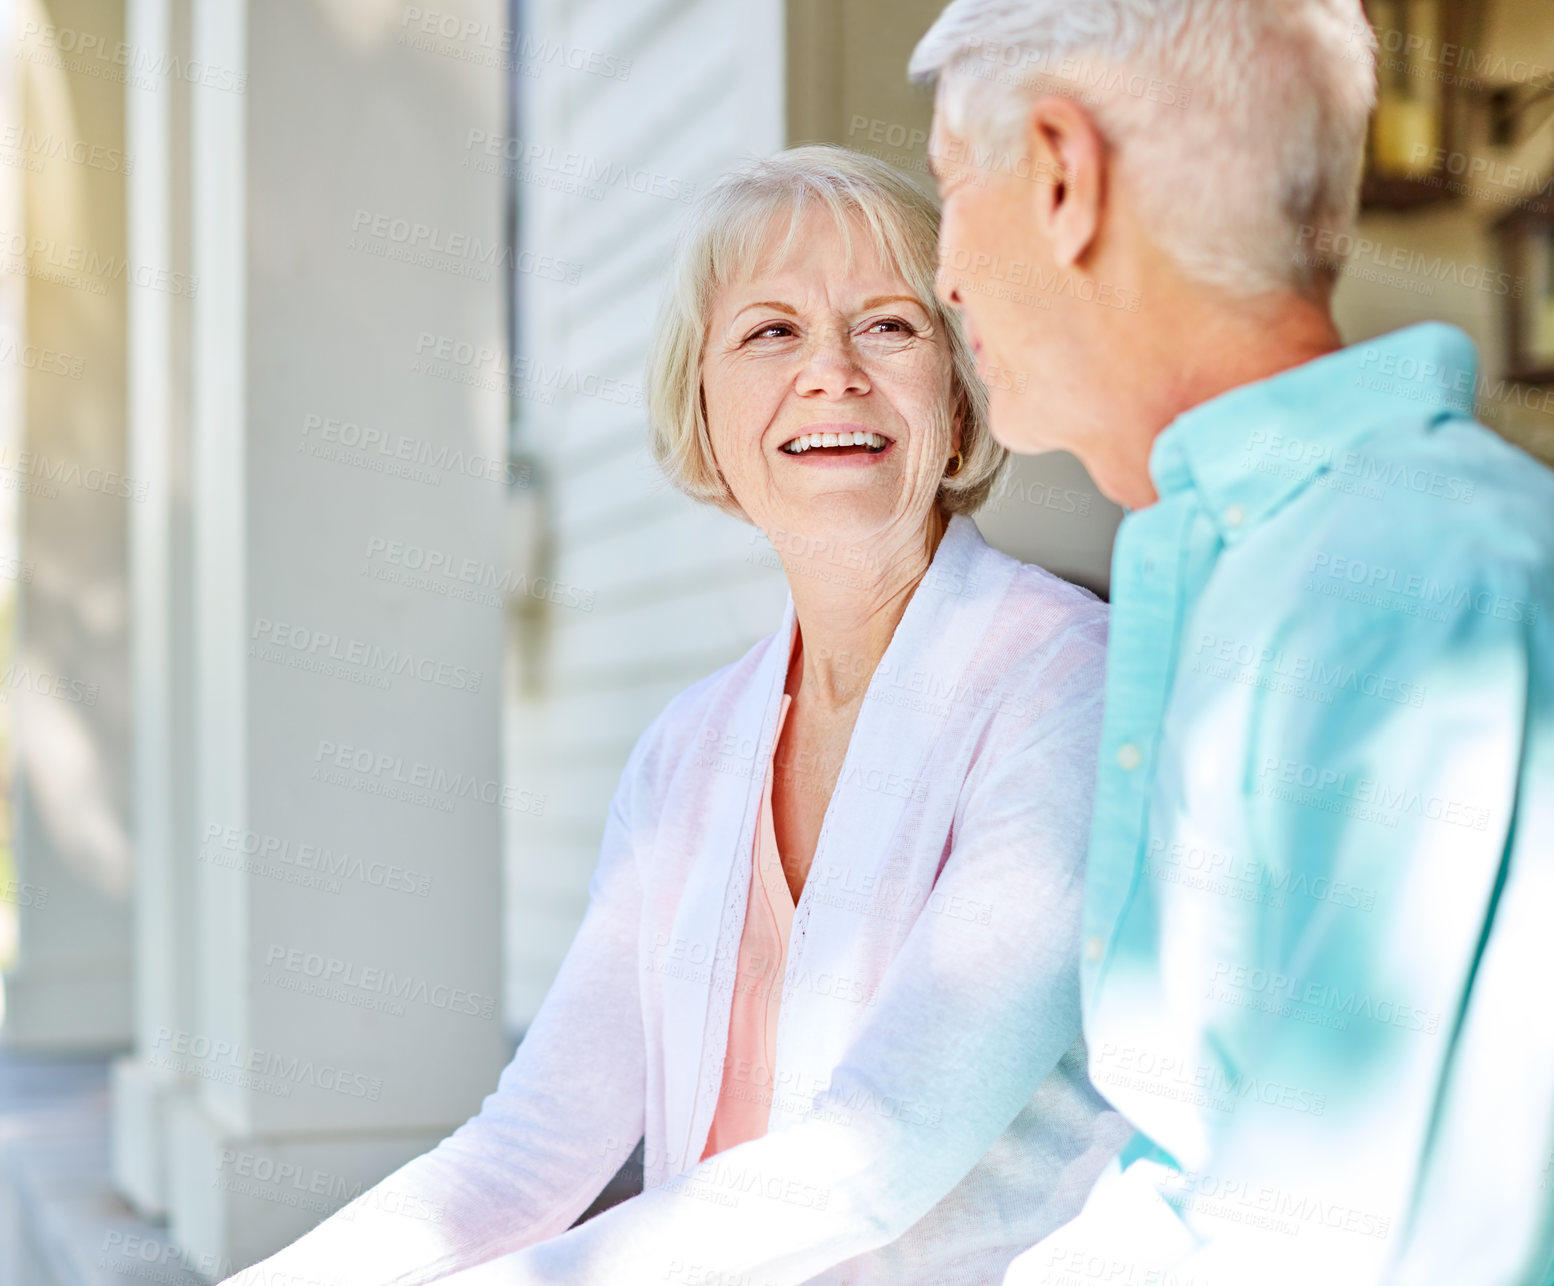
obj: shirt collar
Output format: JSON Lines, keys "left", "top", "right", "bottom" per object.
{"left": 1146, "top": 322, "right": 1480, "bottom": 541}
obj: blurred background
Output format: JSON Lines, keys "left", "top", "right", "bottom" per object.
{"left": 0, "top": 0, "right": 1549, "bottom": 1278}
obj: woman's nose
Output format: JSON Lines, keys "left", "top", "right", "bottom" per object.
{"left": 797, "top": 336, "right": 870, "bottom": 398}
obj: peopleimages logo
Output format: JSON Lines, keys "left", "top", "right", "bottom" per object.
{"left": 1091, "top": 1041, "right": 1328, "bottom": 1117}
{"left": 0, "top": 231, "right": 198, "bottom": 296}
{"left": 1256, "top": 756, "right": 1492, "bottom": 832}
{"left": 16, "top": 19, "right": 247, "bottom": 92}
{"left": 0, "top": 445, "right": 149, "bottom": 500}
{"left": 148, "top": 1026, "right": 382, "bottom": 1100}
{"left": 0, "top": 337, "right": 83, "bottom": 378}
{"left": 1243, "top": 429, "right": 1475, "bottom": 506}
{"left": 1163, "top": 1169, "right": 1392, "bottom": 1241}
{"left": 0, "top": 125, "right": 132, "bottom": 173}
{"left": 1307, "top": 552, "right": 1539, "bottom": 624}
{"left": 263, "top": 944, "right": 497, "bottom": 1020}
{"left": 1206, "top": 961, "right": 1441, "bottom": 1035}
{"left": 1145, "top": 835, "right": 1378, "bottom": 912}
{"left": 1193, "top": 630, "right": 1428, "bottom": 709}
{"left": 360, "top": 534, "right": 596, "bottom": 612}
{"left": 959, "top": 39, "right": 1192, "bottom": 109}
{"left": 1350, "top": 15, "right": 1554, "bottom": 90}
{"left": 202, "top": 822, "right": 432, "bottom": 897}
{"left": 412, "top": 333, "right": 643, "bottom": 408}
{"left": 302, "top": 413, "right": 529, "bottom": 487}
{"left": 1296, "top": 225, "right": 1519, "bottom": 297}
{"left": 252, "top": 616, "right": 484, "bottom": 694}
{"left": 311, "top": 738, "right": 546, "bottom": 816}
{"left": 399, "top": 8, "right": 632, "bottom": 81}
{"left": 348, "top": 210, "right": 581, "bottom": 284}
{"left": 462, "top": 130, "right": 695, "bottom": 203}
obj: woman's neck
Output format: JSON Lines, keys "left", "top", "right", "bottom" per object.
{"left": 780, "top": 508, "right": 948, "bottom": 709}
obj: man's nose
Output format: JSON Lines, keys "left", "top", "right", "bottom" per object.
{"left": 934, "top": 262, "right": 962, "bottom": 309}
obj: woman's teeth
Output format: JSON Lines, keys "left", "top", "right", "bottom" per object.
{"left": 780, "top": 431, "right": 889, "bottom": 455}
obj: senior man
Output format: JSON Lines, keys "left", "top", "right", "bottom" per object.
{"left": 911, "top": 2, "right": 1554, "bottom": 1284}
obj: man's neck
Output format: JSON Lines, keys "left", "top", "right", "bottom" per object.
{"left": 1100, "top": 289, "right": 1345, "bottom": 511}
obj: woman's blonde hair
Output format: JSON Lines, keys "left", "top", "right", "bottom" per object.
{"left": 646, "top": 144, "right": 1006, "bottom": 519}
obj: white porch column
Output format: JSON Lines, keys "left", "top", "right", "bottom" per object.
{"left": 111, "top": 0, "right": 201, "bottom": 1217}
{"left": 116, "top": 0, "right": 510, "bottom": 1267}
{"left": 2, "top": 0, "right": 134, "bottom": 1051}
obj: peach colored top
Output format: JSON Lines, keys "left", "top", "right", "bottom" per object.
{"left": 701, "top": 691, "right": 795, "bottom": 1160}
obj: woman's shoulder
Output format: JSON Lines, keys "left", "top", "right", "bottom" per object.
{"left": 618, "top": 625, "right": 783, "bottom": 791}
{"left": 925, "top": 535, "right": 1110, "bottom": 755}
{"left": 967, "top": 533, "right": 1109, "bottom": 662}
{"left": 952, "top": 544, "right": 1111, "bottom": 768}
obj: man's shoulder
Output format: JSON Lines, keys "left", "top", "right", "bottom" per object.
{"left": 1252, "top": 415, "right": 1554, "bottom": 639}
{"left": 1306, "top": 414, "right": 1554, "bottom": 560}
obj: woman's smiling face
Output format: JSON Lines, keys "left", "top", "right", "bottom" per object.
{"left": 701, "top": 206, "right": 960, "bottom": 548}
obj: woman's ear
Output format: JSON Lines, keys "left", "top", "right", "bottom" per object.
{"left": 698, "top": 397, "right": 727, "bottom": 490}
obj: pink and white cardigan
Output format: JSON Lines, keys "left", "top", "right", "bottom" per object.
{"left": 232, "top": 513, "right": 1132, "bottom": 1286}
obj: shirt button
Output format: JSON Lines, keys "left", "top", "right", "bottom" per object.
{"left": 1084, "top": 936, "right": 1104, "bottom": 962}
{"left": 1225, "top": 503, "right": 1246, "bottom": 527}
{"left": 1117, "top": 743, "right": 1142, "bottom": 771}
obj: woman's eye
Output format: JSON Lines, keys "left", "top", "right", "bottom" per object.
{"left": 747, "top": 322, "right": 794, "bottom": 342}
{"left": 863, "top": 317, "right": 915, "bottom": 336}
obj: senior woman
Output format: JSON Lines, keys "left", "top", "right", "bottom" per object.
{"left": 230, "top": 145, "right": 1129, "bottom": 1286}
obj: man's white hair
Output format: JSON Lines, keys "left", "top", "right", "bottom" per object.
{"left": 910, "top": 0, "right": 1377, "bottom": 297}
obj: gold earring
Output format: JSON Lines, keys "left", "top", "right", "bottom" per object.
{"left": 945, "top": 450, "right": 964, "bottom": 478}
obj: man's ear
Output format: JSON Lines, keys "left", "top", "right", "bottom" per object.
{"left": 1022, "top": 93, "right": 1106, "bottom": 270}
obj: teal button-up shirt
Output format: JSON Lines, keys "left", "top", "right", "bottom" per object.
{"left": 1079, "top": 323, "right": 1554, "bottom": 1285}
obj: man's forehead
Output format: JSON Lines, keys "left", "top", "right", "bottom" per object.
{"left": 927, "top": 105, "right": 955, "bottom": 153}
{"left": 926, "top": 110, "right": 975, "bottom": 179}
